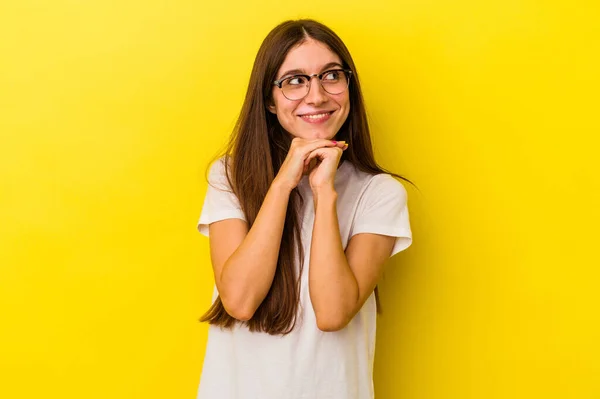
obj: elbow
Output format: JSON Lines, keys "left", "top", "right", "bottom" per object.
{"left": 217, "top": 276, "right": 258, "bottom": 321}
{"left": 229, "top": 307, "right": 255, "bottom": 321}
{"left": 221, "top": 294, "right": 256, "bottom": 322}
{"left": 316, "top": 313, "right": 350, "bottom": 332}
{"left": 224, "top": 302, "right": 255, "bottom": 321}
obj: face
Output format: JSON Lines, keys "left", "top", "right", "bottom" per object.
{"left": 268, "top": 39, "right": 351, "bottom": 140}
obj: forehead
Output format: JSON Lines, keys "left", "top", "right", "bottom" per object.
{"left": 278, "top": 39, "right": 342, "bottom": 74}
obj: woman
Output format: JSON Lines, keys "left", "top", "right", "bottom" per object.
{"left": 196, "top": 19, "right": 412, "bottom": 399}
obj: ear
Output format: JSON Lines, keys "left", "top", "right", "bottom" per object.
{"left": 265, "top": 95, "right": 278, "bottom": 114}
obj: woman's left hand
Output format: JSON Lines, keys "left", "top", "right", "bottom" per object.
{"left": 305, "top": 142, "right": 349, "bottom": 192}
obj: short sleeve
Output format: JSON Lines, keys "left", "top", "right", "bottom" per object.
{"left": 197, "top": 158, "right": 247, "bottom": 237}
{"left": 351, "top": 174, "right": 412, "bottom": 257}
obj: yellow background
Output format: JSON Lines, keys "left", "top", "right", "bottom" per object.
{"left": 1, "top": 1, "right": 598, "bottom": 398}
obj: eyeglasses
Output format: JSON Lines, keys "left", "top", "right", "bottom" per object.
{"left": 273, "top": 69, "right": 353, "bottom": 101}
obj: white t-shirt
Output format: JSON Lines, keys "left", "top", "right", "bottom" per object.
{"left": 196, "top": 157, "right": 412, "bottom": 399}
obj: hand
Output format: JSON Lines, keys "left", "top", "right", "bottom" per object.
{"left": 273, "top": 138, "right": 347, "bottom": 192}
{"left": 306, "top": 142, "right": 349, "bottom": 192}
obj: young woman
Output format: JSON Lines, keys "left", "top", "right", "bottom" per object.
{"left": 196, "top": 19, "right": 412, "bottom": 399}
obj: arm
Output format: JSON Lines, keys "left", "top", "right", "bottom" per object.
{"left": 308, "top": 186, "right": 396, "bottom": 332}
{"left": 209, "top": 180, "right": 291, "bottom": 321}
{"left": 204, "top": 140, "right": 347, "bottom": 321}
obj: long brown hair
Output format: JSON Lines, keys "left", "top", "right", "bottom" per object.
{"left": 200, "top": 19, "right": 412, "bottom": 335}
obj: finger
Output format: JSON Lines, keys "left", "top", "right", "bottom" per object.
{"left": 305, "top": 151, "right": 319, "bottom": 166}
{"left": 330, "top": 140, "right": 347, "bottom": 149}
{"left": 304, "top": 149, "right": 321, "bottom": 166}
{"left": 294, "top": 138, "right": 346, "bottom": 148}
{"left": 302, "top": 138, "right": 345, "bottom": 145}
{"left": 300, "top": 139, "right": 345, "bottom": 156}
{"left": 305, "top": 146, "right": 341, "bottom": 165}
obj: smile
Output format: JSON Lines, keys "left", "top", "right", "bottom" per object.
{"left": 299, "top": 111, "right": 334, "bottom": 124}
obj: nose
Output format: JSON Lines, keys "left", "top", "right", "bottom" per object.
{"left": 304, "top": 76, "right": 328, "bottom": 106}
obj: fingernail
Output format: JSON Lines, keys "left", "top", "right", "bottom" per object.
{"left": 331, "top": 140, "right": 337, "bottom": 144}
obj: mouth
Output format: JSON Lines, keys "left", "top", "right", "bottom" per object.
{"left": 298, "top": 110, "right": 335, "bottom": 124}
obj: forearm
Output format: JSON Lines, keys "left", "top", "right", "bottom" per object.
{"left": 220, "top": 180, "right": 291, "bottom": 318}
{"left": 308, "top": 188, "right": 359, "bottom": 331}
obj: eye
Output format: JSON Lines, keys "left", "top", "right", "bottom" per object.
{"left": 286, "top": 75, "right": 307, "bottom": 86}
{"left": 322, "top": 70, "right": 341, "bottom": 81}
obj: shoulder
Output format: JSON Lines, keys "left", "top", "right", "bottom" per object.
{"left": 207, "top": 155, "right": 234, "bottom": 191}
{"left": 345, "top": 163, "right": 407, "bottom": 201}
{"left": 208, "top": 155, "right": 229, "bottom": 176}
{"left": 366, "top": 173, "right": 407, "bottom": 198}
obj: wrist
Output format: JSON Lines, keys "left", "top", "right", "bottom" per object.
{"left": 271, "top": 178, "right": 294, "bottom": 195}
{"left": 313, "top": 186, "right": 337, "bottom": 205}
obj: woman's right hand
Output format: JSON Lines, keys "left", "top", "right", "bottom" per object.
{"left": 273, "top": 138, "right": 347, "bottom": 192}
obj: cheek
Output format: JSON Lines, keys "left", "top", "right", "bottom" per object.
{"left": 342, "top": 94, "right": 351, "bottom": 109}
{"left": 276, "top": 103, "right": 298, "bottom": 123}
{"left": 274, "top": 103, "right": 300, "bottom": 132}
{"left": 272, "top": 93, "right": 296, "bottom": 116}
{"left": 332, "top": 92, "right": 350, "bottom": 109}
{"left": 336, "top": 95, "right": 351, "bottom": 119}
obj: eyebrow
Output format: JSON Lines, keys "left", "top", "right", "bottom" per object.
{"left": 278, "top": 62, "right": 344, "bottom": 79}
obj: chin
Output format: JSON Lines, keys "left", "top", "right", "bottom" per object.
{"left": 294, "top": 129, "right": 338, "bottom": 141}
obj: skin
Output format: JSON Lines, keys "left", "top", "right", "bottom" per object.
{"left": 268, "top": 38, "right": 350, "bottom": 143}
{"left": 208, "top": 38, "right": 396, "bottom": 331}
{"left": 268, "top": 38, "right": 351, "bottom": 181}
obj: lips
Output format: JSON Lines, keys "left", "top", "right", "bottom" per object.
{"left": 298, "top": 110, "right": 335, "bottom": 123}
